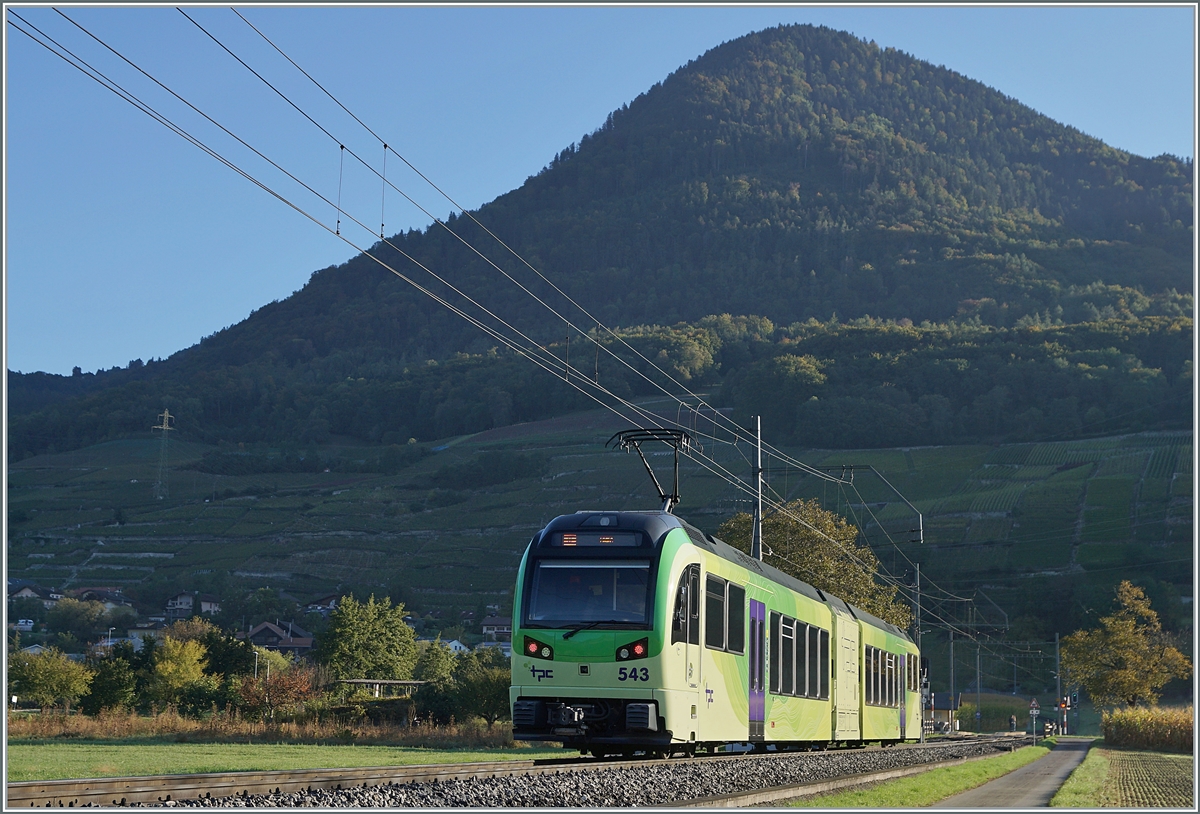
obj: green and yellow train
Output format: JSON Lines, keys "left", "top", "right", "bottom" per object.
{"left": 511, "top": 510, "right": 924, "bottom": 756}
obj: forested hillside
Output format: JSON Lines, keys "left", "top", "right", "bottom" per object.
{"left": 8, "top": 24, "right": 1192, "bottom": 458}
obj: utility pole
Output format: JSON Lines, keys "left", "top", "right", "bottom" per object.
{"left": 949, "top": 629, "right": 955, "bottom": 723}
{"left": 751, "top": 416, "right": 763, "bottom": 561}
{"left": 1056, "top": 632, "right": 1062, "bottom": 735}
{"left": 976, "top": 645, "right": 982, "bottom": 733}
{"left": 152, "top": 409, "right": 174, "bottom": 500}
{"left": 914, "top": 563, "right": 921, "bottom": 652}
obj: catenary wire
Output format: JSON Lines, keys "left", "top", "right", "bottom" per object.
{"left": 227, "top": 6, "right": 845, "bottom": 482}
{"left": 23, "top": 11, "right": 1003, "bottom": 624}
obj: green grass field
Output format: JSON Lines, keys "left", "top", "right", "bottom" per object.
{"left": 4, "top": 742, "right": 565, "bottom": 782}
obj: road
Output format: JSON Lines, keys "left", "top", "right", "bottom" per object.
{"left": 931, "top": 737, "right": 1092, "bottom": 808}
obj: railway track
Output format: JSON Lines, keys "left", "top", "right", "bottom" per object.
{"left": 6, "top": 735, "right": 1022, "bottom": 807}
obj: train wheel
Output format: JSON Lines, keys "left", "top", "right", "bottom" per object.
{"left": 591, "top": 748, "right": 609, "bottom": 759}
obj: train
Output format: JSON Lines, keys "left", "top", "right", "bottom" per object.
{"left": 509, "top": 509, "right": 925, "bottom": 756}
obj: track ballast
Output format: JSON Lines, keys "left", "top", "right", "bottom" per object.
{"left": 107, "top": 737, "right": 1019, "bottom": 807}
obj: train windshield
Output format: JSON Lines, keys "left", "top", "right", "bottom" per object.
{"left": 525, "top": 560, "right": 651, "bottom": 626}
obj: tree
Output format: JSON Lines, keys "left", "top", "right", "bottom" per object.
{"left": 8, "top": 647, "right": 94, "bottom": 711}
{"left": 200, "top": 629, "right": 257, "bottom": 679}
{"left": 236, "top": 663, "right": 316, "bottom": 721}
{"left": 47, "top": 598, "right": 106, "bottom": 642}
{"left": 412, "top": 638, "right": 460, "bottom": 724}
{"left": 453, "top": 648, "right": 511, "bottom": 727}
{"left": 146, "top": 637, "right": 208, "bottom": 708}
{"left": 8, "top": 596, "right": 47, "bottom": 625}
{"left": 718, "top": 498, "right": 911, "bottom": 627}
{"left": 163, "top": 617, "right": 220, "bottom": 643}
{"left": 80, "top": 656, "right": 137, "bottom": 714}
{"left": 313, "top": 594, "right": 417, "bottom": 682}
{"left": 1061, "top": 580, "right": 1192, "bottom": 708}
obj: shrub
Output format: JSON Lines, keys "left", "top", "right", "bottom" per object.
{"left": 1102, "top": 705, "right": 1193, "bottom": 752}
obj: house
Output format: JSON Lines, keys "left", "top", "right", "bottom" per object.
{"left": 165, "top": 591, "right": 221, "bottom": 621}
{"left": 10, "top": 584, "right": 61, "bottom": 608}
{"left": 241, "top": 621, "right": 314, "bottom": 656}
{"left": 479, "top": 615, "right": 511, "bottom": 642}
{"left": 475, "top": 641, "right": 512, "bottom": 658}
{"left": 76, "top": 588, "right": 134, "bottom": 611}
{"left": 420, "top": 638, "right": 470, "bottom": 654}
{"left": 304, "top": 594, "right": 341, "bottom": 617}
{"left": 127, "top": 621, "right": 168, "bottom": 651}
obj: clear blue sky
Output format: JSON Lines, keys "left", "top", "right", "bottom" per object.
{"left": 4, "top": 4, "right": 1195, "bottom": 376}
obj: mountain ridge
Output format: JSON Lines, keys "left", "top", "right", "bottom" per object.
{"left": 7, "top": 23, "right": 1192, "bottom": 458}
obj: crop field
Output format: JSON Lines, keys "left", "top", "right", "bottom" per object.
{"left": 1106, "top": 750, "right": 1194, "bottom": 808}
{"left": 6, "top": 410, "right": 1192, "bottom": 619}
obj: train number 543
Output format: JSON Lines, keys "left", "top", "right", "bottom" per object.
{"left": 618, "top": 667, "right": 650, "bottom": 681}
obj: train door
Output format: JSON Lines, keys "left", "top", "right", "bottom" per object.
{"left": 831, "top": 606, "right": 860, "bottom": 740}
{"left": 672, "top": 565, "right": 701, "bottom": 688}
{"left": 748, "top": 599, "right": 766, "bottom": 741}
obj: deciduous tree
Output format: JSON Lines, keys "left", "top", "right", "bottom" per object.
{"left": 453, "top": 648, "right": 511, "bottom": 727}
{"left": 313, "top": 595, "right": 417, "bottom": 682}
{"left": 147, "top": 637, "right": 208, "bottom": 708}
{"left": 1062, "top": 580, "right": 1191, "bottom": 708}
{"left": 8, "top": 647, "right": 94, "bottom": 711}
{"left": 80, "top": 656, "right": 137, "bottom": 714}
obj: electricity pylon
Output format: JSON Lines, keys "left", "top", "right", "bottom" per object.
{"left": 152, "top": 409, "right": 174, "bottom": 499}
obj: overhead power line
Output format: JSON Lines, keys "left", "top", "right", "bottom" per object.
{"left": 12, "top": 9, "right": 974, "bottom": 620}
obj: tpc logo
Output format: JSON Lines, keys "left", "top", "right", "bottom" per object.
{"left": 529, "top": 664, "right": 554, "bottom": 682}
{"left": 705, "top": 684, "right": 715, "bottom": 707}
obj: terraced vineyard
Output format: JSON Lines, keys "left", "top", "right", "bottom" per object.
{"left": 5, "top": 406, "right": 1192, "bottom": 627}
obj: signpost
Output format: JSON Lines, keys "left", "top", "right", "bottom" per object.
{"left": 1029, "top": 698, "right": 1040, "bottom": 743}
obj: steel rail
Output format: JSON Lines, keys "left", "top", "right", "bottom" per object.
{"left": 6, "top": 735, "right": 1020, "bottom": 807}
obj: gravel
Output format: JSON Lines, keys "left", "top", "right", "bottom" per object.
{"left": 137, "top": 741, "right": 1009, "bottom": 807}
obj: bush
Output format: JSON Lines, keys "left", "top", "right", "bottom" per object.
{"left": 1102, "top": 705, "right": 1193, "bottom": 752}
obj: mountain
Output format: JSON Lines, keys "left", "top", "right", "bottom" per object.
{"left": 7, "top": 24, "right": 1193, "bottom": 458}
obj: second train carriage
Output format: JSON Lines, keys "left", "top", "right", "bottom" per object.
{"left": 510, "top": 510, "right": 924, "bottom": 755}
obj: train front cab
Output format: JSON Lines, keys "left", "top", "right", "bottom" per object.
{"left": 510, "top": 512, "right": 690, "bottom": 755}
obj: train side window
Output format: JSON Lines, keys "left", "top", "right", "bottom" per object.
{"left": 705, "top": 575, "right": 726, "bottom": 650}
{"left": 726, "top": 583, "right": 745, "bottom": 655}
{"left": 868, "top": 647, "right": 874, "bottom": 706}
{"left": 819, "top": 629, "right": 829, "bottom": 700}
{"left": 868, "top": 648, "right": 878, "bottom": 705}
{"left": 780, "top": 617, "right": 794, "bottom": 695}
{"left": 798, "top": 623, "right": 808, "bottom": 697}
{"left": 868, "top": 646, "right": 876, "bottom": 706}
{"left": 687, "top": 567, "right": 700, "bottom": 645}
{"left": 671, "top": 570, "right": 688, "bottom": 644}
{"left": 808, "top": 625, "right": 820, "bottom": 698}
{"left": 887, "top": 652, "right": 896, "bottom": 707}
{"left": 769, "top": 612, "right": 781, "bottom": 694}
{"left": 880, "top": 649, "right": 886, "bottom": 705}
{"left": 672, "top": 566, "right": 701, "bottom": 645}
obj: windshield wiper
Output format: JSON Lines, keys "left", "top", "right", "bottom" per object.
{"left": 561, "top": 619, "right": 624, "bottom": 640}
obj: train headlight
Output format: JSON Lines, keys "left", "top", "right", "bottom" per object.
{"left": 616, "top": 637, "right": 649, "bottom": 661}
{"left": 524, "top": 636, "right": 553, "bottom": 660}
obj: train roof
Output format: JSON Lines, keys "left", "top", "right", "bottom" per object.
{"left": 545, "top": 511, "right": 912, "bottom": 643}
{"left": 676, "top": 516, "right": 913, "bottom": 643}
